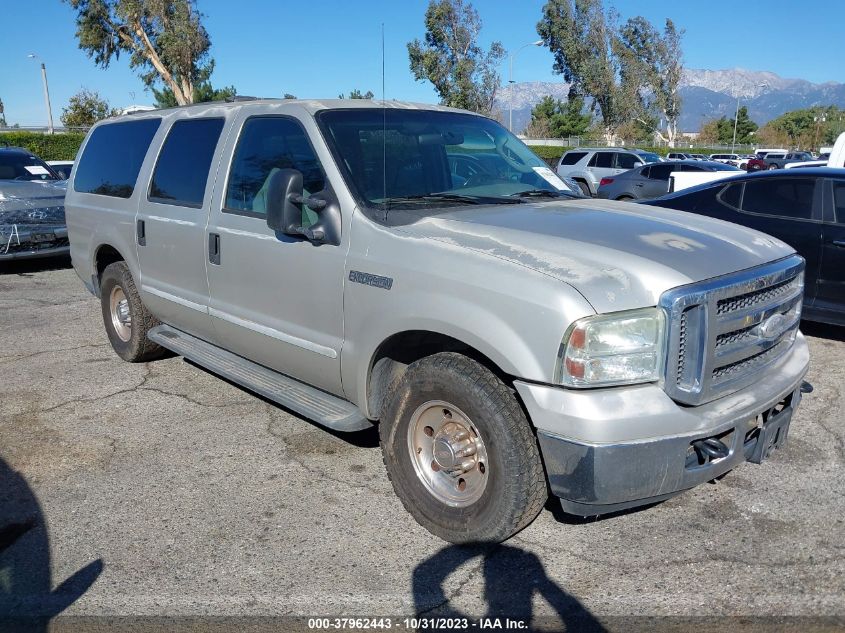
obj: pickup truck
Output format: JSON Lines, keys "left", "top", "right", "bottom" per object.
{"left": 66, "top": 99, "right": 811, "bottom": 543}
{"left": 766, "top": 151, "right": 814, "bottom": 169}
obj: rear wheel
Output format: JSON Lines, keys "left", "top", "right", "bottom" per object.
{"left": 616, "top": 195, "right": 634, "bottom": 201}
{"left": 100, "top": 261, "right": 165, "bottom": 362}
{"left": 768, "top": 164, "right": 778, "bottom": 170}
{"left": 575, "top": 180, "right": 591, "bottom": 197}
{"left": 380, "top": 352, "right": 547, "bottom": 543}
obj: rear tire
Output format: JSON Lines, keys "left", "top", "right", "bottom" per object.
{"left": 768, "top": 164, "right": 778, "bottom": 170}
{"left": 379, "top": 352, "right": 547, "bottom": 543}
{"left": 616, "top": 195, "right": 634, "bottom": 201}
{"left": 100, "top": 261, "right": 165, "bottom": 362}
{"left": 576, "top": 180, "right": 591, "bottom": 197}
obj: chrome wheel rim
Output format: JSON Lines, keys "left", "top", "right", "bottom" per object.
{"left": 407, "top": 400, "right": 489, "bottom": 507}
{"left": 109, "top": 286, "right": 132, "bottom": 342}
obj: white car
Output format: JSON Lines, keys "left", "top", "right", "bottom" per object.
{"left": 46, "top": 160, "right": 74, "bottom": 180}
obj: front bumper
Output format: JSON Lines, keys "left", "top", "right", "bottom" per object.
{"left": 516, "top": 333, "right": 809, "bottom": 516}
{"left": 0, "top": 226, "right": 69, "bottom": 261}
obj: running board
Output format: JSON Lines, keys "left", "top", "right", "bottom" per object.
{"left": 148, "top": 324, "right": 372, "bottom": 432}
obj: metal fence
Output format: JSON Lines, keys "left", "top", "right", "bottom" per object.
{"left": 0, "top": 126, "right": 89, "bottom": 134}
{"left": 521, "top": 137, "right": 758, "bottom": 152}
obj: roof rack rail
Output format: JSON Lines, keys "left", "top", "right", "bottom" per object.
{"left": 224, "top": 95, "right": 260, "bottom": 102}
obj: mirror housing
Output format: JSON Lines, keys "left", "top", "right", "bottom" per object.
{"left": 265, "top": 168, "right": 341, "bottom": 246}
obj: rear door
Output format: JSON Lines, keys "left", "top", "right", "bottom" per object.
{"left": 136, "top": 114, "right": 228, "bottom": 342}
{"left": 816, "top": 179, "right": 845, "bottom": 320}
{"left": 640, "top": 163, "right": 673, "bottom": 198}
{"left": 586, "top": 151, "right": 615, "bottom": 189}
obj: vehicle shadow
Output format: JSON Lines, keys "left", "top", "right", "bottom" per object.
{"left": 800, "top": 320, "right": 845, "bottom": 342}
{"left": 0, "top": 255, "right": 72, "bottom": 276}
{"left": 412, "top": 543, "right": 606, "bottom": 631}
{"left": 0, "top": 456, "right": 103, "bottom": 632}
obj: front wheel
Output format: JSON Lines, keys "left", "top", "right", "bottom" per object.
{"left": 100, "top": 261, "right": 165, "bottom": 362}
{"left": 768, "top": 164, "right": 778, "bottom": 170}
{"left": 380, "top": 353, "right": 547, "bottom": 543}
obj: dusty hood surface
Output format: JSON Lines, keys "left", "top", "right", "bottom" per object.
{"left": 395, "top": 198, "right": 795, "bottom": 313}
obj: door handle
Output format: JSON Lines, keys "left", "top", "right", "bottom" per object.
{"left": 136, "top": 219, "right": 146, "bottom": 246}
{"left": 209, "top": 233, "right": 221, "bottom": 265}
{"left": 831, "top": 240, "right": 845, "bottom": 248}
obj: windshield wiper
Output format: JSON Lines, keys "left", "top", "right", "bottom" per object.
{"left": 385, "top": 193, "right": 520, "bottom": 206}
{"left": 511, "top": 189, "right": 577, "bottom": 199}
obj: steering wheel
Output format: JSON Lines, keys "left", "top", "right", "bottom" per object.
{"left": 462, "top": 173, "right": 498, "bottom": 188}
{"left": 495, "top": 136, "right": 532, "bottom": 173}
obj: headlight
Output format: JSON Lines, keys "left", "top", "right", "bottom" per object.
{"left": 557, "top": 308, "right": 666, "bottom": 387}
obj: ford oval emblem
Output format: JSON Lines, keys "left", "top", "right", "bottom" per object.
{"left": 757, "top": 313, "right": 786, "bottom": 340}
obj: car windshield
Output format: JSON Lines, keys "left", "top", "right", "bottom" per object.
{"left": 637, "top": 152, "right": 661, "bottom": 163}
{"left": 317, "top": 108, "right": 578, "bottom": 211}
{"left": 0, "top": 152, "right": 61, "bottom": 181}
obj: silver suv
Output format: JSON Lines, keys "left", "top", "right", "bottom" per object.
{"left": 555, "top": 148, "right": 661, "bottom": 196}
{"left": 66, "top": 100, "right": 810, "bottom": 543}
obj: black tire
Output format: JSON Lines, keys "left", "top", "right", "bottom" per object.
{"left": 99, "top": 261, "right": 165, "bottom": 362}
{"left": 575, "top": 180, "right": 591, "bottom": 197}
{"left": 380, "top": 352, "right": 547, "bottom": 543}
{"left": 616, "top": 195, "right": 635, "bottom": 201}
{"left": 768, "top": 164, "right": 778, "bottom": 170}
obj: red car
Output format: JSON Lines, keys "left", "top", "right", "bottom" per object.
{"left": 746, "top": 157, "right": 768, "bottom": 172}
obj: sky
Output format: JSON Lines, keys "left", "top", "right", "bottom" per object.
{"left": 2, "top": 0, "right": 843, "bottom": 127}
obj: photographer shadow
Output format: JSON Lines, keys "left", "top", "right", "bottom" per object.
{"left": 412, "top": 543, "right": 605, "bottom": 631}
{"left": 0, "top": 456, "right": 103, "bottom": 632}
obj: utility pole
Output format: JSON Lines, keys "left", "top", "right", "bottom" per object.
{"left": 508, "top": 40, "right": 542, "bottom": 133}
{"left": 28, "top": 54, "right": 54, "bottom": 134}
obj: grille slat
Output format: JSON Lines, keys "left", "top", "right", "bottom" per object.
{"left": 661, "top": 255, "right": 804, "bottom": 406}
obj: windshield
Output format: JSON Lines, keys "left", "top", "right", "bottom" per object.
{"left": 317, "top": 109, "right": 577, "bottom": 211}
{"left": 0, "top": 152, "right": 61, "bottom": 181}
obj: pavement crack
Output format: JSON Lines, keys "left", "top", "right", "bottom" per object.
{"left": 0, "top": 342, "right": 109, "bottom": 364}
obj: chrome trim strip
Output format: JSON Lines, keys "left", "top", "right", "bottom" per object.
{"left": 141, "top": 284, "right": 209, "bottom": 314}
{"left": 208, "top": 307, "right": 338, "bottom": 359}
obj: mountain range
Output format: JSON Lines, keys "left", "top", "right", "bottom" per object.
{"left": 495, "top": 68, "right": 845, "bottom": 135}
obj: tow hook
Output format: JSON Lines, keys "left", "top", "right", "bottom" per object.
{"left": 800, "top": 381, "right": 813, "bottom": 394}
{"left": 692, "top": 437, "right": 730, "bottom": 462}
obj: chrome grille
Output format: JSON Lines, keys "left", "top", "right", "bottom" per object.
{"left": 660, "top": 255, "right": 804, "bottom": 406}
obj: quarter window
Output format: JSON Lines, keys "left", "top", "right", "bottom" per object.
{"left": 741, "top": 178, "right": 815, "bottom": 220}
{"left": 589, "top": 152, "right": 614, "bottom": 168}
{"left": 225, "top": 117, "right": 325, "bottom": 226}
{"left": 719, "top": 183, "right": 743, "bottom": 209}
{"left": 74, "top": 118, "right": 161, "bottom": 198}
{"left": 149, "top": 118, "right": 225, "bottom": 207}
{"left": 833, "top": 182, "right": 845, "bottom": 223}
{"left": 559, "top": 151, "right": 587, "bottom": 166}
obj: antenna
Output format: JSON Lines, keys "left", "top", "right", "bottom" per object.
{"left": 382, "top": 22, "right": 388, "bottom": 220}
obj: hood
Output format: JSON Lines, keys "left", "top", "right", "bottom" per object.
{"left": 395, "top": 199, "right": 794, "bottom": 313}
{"left": 0, "top": 181, "right": 67, "bottom": 230}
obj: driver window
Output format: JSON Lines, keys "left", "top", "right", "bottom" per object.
{"left": 225, "top": 116, "right": 325, "bottom": 227}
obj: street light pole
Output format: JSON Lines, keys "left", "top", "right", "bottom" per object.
{"left": 28, "top": 54, "right": 54, "bottom": 134}
{"left": 508, "top": 40, "right": 543, "bottom": 133}
{"left": 732, "top": 82, "right": 768, "bottom": 152}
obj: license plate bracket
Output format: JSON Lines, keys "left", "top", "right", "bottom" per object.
{"left": 29, "top": 232, "right": 55, "bottom": 243}
{"left": 748, "top": 406, "right": 792, "bottom": 464}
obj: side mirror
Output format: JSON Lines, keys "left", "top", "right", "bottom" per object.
{"left": 265, "top": 168, "right": 304, "bottom": 234}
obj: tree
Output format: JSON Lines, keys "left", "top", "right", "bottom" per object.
{"left": 618, "top": 17, "right": 684, "bottom": 147}
{"left": 733, "top": 106, "right": 758, "bottom": 144}
{"left": 407, "top": 0, "right": 505, "bottom": 114}
{"left": 758, "top": 106, "right": 843, "bottom": 149}
{"left": 338, "top": 89, "right": 374, "bottom": 99}
{"left": 282, "top": 93, "right": 297, "bottom": 100}
{"left": 152, "top": 81, "right": 236, "bottom": 108}
{"left": 65, "top": 0, "right": 213, "bottom": 105}
{"left": 697, "top": 110, "right": 757, "bottom": 145}
{"left": 537, "top": 0, "right": 645, "bottom": 143}
{"left": 526, "top": 94, "right": 591, "bottom": 138}
{"left": 60, "top": 88, "right": 116, "bottom": 127}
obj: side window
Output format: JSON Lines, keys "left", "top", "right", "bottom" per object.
{"left": 149, "top": 118, "right": 225, "bottom": 207}
{"left": 646, "top": 164, "right": 673, "bottom": 180}
{"left": 718, "top": 183, "right": 743, "bottom": 209}
{"left": 225, "top": 117, "right": 326, "bottom": 226}
{"left": 560, "top": 151, "right": 587, "bottom": 166}
{"left": 833, "top": 182, "right": 845, "bottom": 223}
{"left": 615, "top": 153, "right": 638, "bottom": 169}
{"left": 681, "top": 164, "right": 705, "bottom": 172}
{"left": 741, "top": 178, "right": 815, "bottom": 220}
{"left": 590, "top": 152, "right": 613, "bottom": 168}
{"left": 74, "top": 118, "right": 161, "bottom": 197}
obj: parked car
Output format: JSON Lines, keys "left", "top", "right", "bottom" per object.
{"left": 755, "top": 148, "right": 788, "bottom": 160}
{"left": 746, "top": 157, "right": 768, "bottom": 172}
{"left": 0, "top": 146, "right": 69, "bottom": 261}
{"left": 666, "top": 152, "right": 693, "bottom": 161}
{"left": 597, "top": 160, "right": 740, "bottom": 200}
{"left": 709, "top": 153, "right": 742, "bottom": 165}
{"left": 47, "top": 160, "right": 75, "bottom": 179}
{"left": 643, "top": 168, "right": 844, "bottom": 325}
{"left": 689, "top": 154, "right": 707, "bottom": 161}
{"left": 66, "top": 100, "right": 810, "bottom": 542}
{"left": 555, "top": 148, "right": 661, "bottom": 197}
{"left": 766, "top": 152, "right": 814, "bottom": 169}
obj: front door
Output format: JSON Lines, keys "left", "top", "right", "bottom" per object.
{"left": 816, "top": 179, "right": 845, "bottom": 320}
{"left": 136, "top": 115, "right": 227, "bottom": 342}
{"left": 204, "top": 111, "right": 346, "bottom": 395}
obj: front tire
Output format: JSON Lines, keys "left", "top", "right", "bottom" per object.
{"left": 100, "top": 261, "right": 165, "bottom": 362}
{"left": 380, "top": 353, "right": 547, "bottom": 543}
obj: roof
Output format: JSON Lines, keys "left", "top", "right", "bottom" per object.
{"left": 105, "top": 98, "right": 472, "bottom": 125}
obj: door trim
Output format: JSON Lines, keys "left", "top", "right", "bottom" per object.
{"left": 208, "top": 307, "right": 338, "bottom": 359}
{"left": 141, "top": 284, "right": 209, "bottom": 314}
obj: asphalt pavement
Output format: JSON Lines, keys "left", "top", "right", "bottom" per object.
{"left": 1, "top": 260, "right": 843, "bottom": 631}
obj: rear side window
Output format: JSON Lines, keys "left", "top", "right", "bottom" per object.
{"left": 74, "top": 119, "right": 161, "bottom": 198}
{"left": 225, "top": 116, "right": 325, "bottom": 219}
{"left": 589, "top": 152, "right": 613, "bottom": 168}
{"left": 718, "top": 183, "right": 743, "bottom": 209}
{"left": 833, "top": 182, "right": 845, "bottom": 223}
{"left": 559, "top": 151, "right": 587, "bottom": 165}
{"left": 149, "top": 118, "right": 225, "bottom": 207}
{"left": 741, "top": 178, "right": 815, "bottom": 219}
{"left": 646, "top": 164, "right": 673, "bottom": 180}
